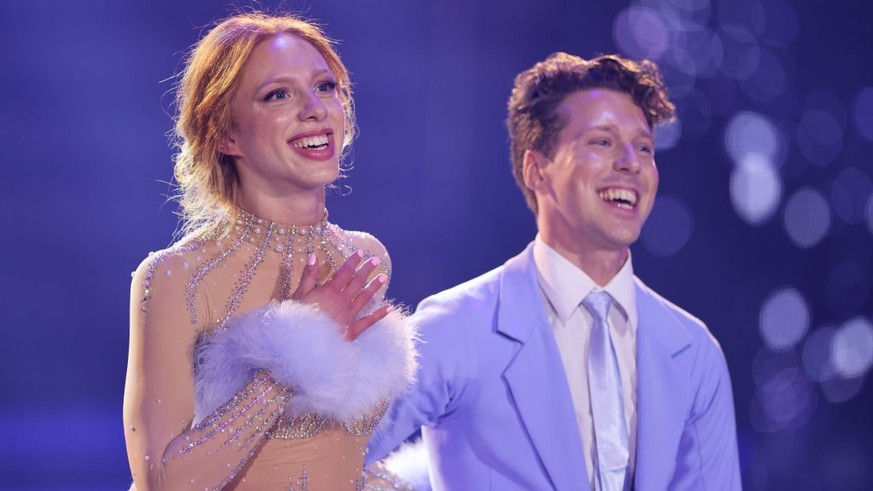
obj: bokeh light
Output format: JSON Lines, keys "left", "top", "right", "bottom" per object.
{"left": 740, "top": 48, "right": 788, "bottom": 102}
{"left": 750, "top": 366, "right": 816, "bottom": 433}
{"left": 831, "top": 166, "right": 873, "bottom": 225}
{"left": 783, "top": 187, "right": 830, "bottom": 248}
{"left": 716, "top": 25, "right": 760, "bottom": 81}
{"left": 724, "top": 111, "right": 783, "bottom": 167}
{"left": 759, "top": 287, "right": 809, "bottom": 350}
{"left": 640, "top": 194, "right": 694, "bottom": 257}
{"left": 654, "top": 119, "right": 682, "bottom": 150}
{"left": 852, "top": 87, "right": 873, "bottom": 141}
{"left": 730, "top": 154, "right": 782, "bottom": 225}
{"left": 796, "top": 108, "right": 843, "bottom": 167}
{"left": 802, "top": 326, "right": 836, "bottom": 383}
{"left": 613, "top": 6, "right": 670, "bottom": 60}
{"left": 830, "top": 316, "right": 873, "bottom": 379}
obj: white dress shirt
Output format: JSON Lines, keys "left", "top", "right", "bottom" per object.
{"left": 533, "top": 236, "right": 638, "bottom": 489}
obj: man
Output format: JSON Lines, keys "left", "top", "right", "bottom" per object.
{"left": 368, "top": 53, "right": 741, "bottom": 491}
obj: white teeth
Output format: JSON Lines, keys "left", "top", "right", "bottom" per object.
{"left": 599, "top": 188, "right": 638, "bottom": 208}
{"left": 292, "top": 134, "right": 329, "bottom": 149}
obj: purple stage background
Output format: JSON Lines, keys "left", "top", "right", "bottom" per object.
{"left": 1, "top": 0, "right": 872, "bottom": 489}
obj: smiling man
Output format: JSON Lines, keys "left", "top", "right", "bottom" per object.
{"left": 368, "top": 53, "right": 741, "bottom": 491}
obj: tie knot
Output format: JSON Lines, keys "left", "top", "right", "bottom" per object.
{"left": 582, "top": 290, "right": 612, "bottom": 323}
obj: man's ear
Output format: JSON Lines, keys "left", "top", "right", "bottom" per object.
{"left": 219, "top": 131, "right": 242, "bottom": 157}
{"left": 522, "top": 149, "right": 548, "bottom": 192}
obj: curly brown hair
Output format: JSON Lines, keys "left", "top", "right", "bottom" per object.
{"left": 506, "top": 53, "right": 675, "bottom": 214}
{"left": 172, "top": 12, "right": 355, "bottom": 237}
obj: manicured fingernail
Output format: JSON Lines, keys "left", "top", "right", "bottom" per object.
{"left": 376, "top": 273, "right": 387, "bottom": 284}
{"left": 354, "top": 249, "right": 364, "bottom": 258}
{"left": 385, "top": 304, "right": 394, "bottom": 313}
{"left": 308, "top": 253, "right": 316, "bottom": 266}
{"left": 370, "top": 256, "right": 381, "bottom": 266}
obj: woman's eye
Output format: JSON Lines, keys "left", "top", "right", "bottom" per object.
{"left": 638, "top": 144, "right": 653, "bottom": 154}
{"left": 264, "top": 89, "right": 289, "bottom": 101}
{"left": 315, "top": 80, "right": 337, "bottom": 93}
{"left": 592, "top": 139, "right": 611, "bottom": 147}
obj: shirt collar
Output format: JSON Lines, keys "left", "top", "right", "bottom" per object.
{"left": 533, "top": 235, "right": 638, "bottom": 328}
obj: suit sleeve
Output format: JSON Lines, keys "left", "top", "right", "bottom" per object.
{"left": 365, "top": 297, "right": 474, "bottom": 466}
{"left": 670, "top": 333, "right": 742, "bottom": 491}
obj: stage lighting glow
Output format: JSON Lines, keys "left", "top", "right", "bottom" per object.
{"left": 741, "top": 49, "right": 788, "bottom": 102}
{"left": 655, "top": 119, "right": 682, "bottom": 150}
{"left": 716, "top": 26, "right": 761, "bottom": 81}
{"left": 820, "top": 375, "right": 865, "bottom": 404}
{"left": 750, "top": 366, "right": 816, "bottom": 433}
{"left": 613, "top": 6, "right": 670, "bottom": 61}
{"left": 852, "top": 87, "right": 873, "bottom": 142}
{"left": 783, "top": 187, "right": 830, "bottom": 248}
{"left": 797, "top": 108, "right": 843, "bottom": 167}
{"left": 724, "top": 111, "right": 782, "bottom": 167}
{"left": 802, "top": 326, "right": 836, "bottom": 382}
{"left": 730, "top": 154, "right": 782, "bottom": 225}
{"left": 831, "top": 316, "right": 873, "bottom": 379}
{"left": 831, "top": 167, "right": 873, "bottom": 225}
{"left": 640, "top": 194, "right": 693, "bottom": 257}
{"left": 759, "top": 287, "right": 809, "bottom": 350}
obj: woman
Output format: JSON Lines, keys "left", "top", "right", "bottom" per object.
{"left": 124, "top": 12, "right": 416, "bottom": 491}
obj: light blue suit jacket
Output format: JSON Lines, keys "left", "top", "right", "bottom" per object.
{"left": 368, "top": 244, "right": 741, "bottom": 490}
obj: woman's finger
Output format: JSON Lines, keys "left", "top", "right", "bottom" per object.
{"left": 349, "top": 273, "right": 388, "bottom": 315}
{"left": 324, "top": 249, "right": 365, "bottom": 292}
{"left": 343, "top": 256, "right": 381, "bottom": 298}
{"left": 345, "top": 303, "right": 393, "bottom": 341}
{"left": 292, "top": 253, "right": 319, "bottom": 300}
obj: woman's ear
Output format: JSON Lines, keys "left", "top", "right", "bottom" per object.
{"left": 219, "top": 132, "right": 242, "bottom": 157}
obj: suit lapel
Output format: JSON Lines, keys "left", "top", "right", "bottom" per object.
{"left": 497, "top": 245, "right": 590, "bottom": 490}
{"left": 633, "top": 280, "right": 693, "bottom": 491}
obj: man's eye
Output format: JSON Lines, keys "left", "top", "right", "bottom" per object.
{"left": 638, "top": 144, "right": 653, "bottom": 154}
{"left": 592, "top": 139, "right": 610, "bottom": 146}
{"left": 264, "top": 89, "right": 289, "bottom": 101}
{"left": 316, "top": 80, "right": 337, "bottom": 93}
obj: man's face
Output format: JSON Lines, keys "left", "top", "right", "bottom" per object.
{"left": 530, "top": 89, "right": 658, "bottom": 255}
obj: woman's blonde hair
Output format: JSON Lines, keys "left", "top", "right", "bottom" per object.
{"left": 172, "top": 12, "right": 354, "bottom": 237}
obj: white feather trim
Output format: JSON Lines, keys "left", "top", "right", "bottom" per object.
{"left": 193, "top": 300, "right": 416, "bottom": 425}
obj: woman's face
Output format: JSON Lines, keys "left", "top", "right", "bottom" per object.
{"left": 222, "top": 33, "right": 345, "bottom": 199}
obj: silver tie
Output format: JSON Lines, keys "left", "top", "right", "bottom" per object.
{"left": 583, "top": 291, "right": 629, "bottom": 491}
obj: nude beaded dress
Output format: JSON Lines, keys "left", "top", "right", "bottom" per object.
{"left": 125, "top": 209, "right": 416, "bottom": 491}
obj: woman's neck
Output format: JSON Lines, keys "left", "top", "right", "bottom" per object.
{"left": 237, "top": 188, "right": 327, "bottom": 226}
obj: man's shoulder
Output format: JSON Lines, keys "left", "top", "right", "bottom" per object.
{"left": 634, "top": 277, "right": 722, "bottom": 349}
{"left": 414, "top": 263, "right": 505, "bottom": 324}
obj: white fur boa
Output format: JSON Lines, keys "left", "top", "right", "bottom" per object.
{"left": 193, "top": 300, "right": 416, "bottom": 425}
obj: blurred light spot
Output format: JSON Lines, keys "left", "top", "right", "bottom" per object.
{"left": 759, "top": 287, "right": 809, "bottom": 350}
{"left": 724, "top": 111, "right": 782, "bottom": 166}
{"left": 749, "top": 367, "right": 816, "bottom": 433}
{"left": 802, "top": 326, "right": 836, "bottom": 382}
{"left": 740, "top": 49, "right": 787, "bottom": 102}
{"left": 797, "top": 108, "right": 843, "bottom": 166}
{"left": 825, "top": 260, "right": 870, "bottom": 319}
{"left": 831, "top": 167, "right": 873, "bottom": 225}
{"left": 820, "top": 375, "right": 865, "bottom": 403}
{"left": 831, "top": 316, "right": 873, "bottom": 378}
{"left": 640, "top": 194, "right": 694, "bottom": 257}
{"left": 676, "top": 89, "right": 712, "bottom": 139}
{"left": 783, "top": 187, "right": 830, "bottom": 248}
{"left": 751, "top": 345, "right": 798, "bottom": 387}
{"left": 760, "top": 0, "right": 799, "bottom": 47}
{"left": 730, "top": 154, "right": 782, "bottom": 225}
{"left": 806, "top": 89, "right": 847, "bottom": 128}
{"left": 867, "top": 194, "right": 873, "bottom": 235}
{"left": 654, "top": 119, "right": 681, "bottom": 150}
{"left": 613, "top": 7, "right": 670, "bottom": 60}
{"left": 669, "top": 25, "right": 721, "bottom": 77}
{"left": 853, "top": 87, "right": 873, "bottom": 141}
{"left": 662, "top": 65, "right": 697, "bottom": 99}
{"left": 718, "top": 0, "right": 767, "bottom": 35}
{"left": 717, "top": 26, "right": 761, "bottom": 80}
